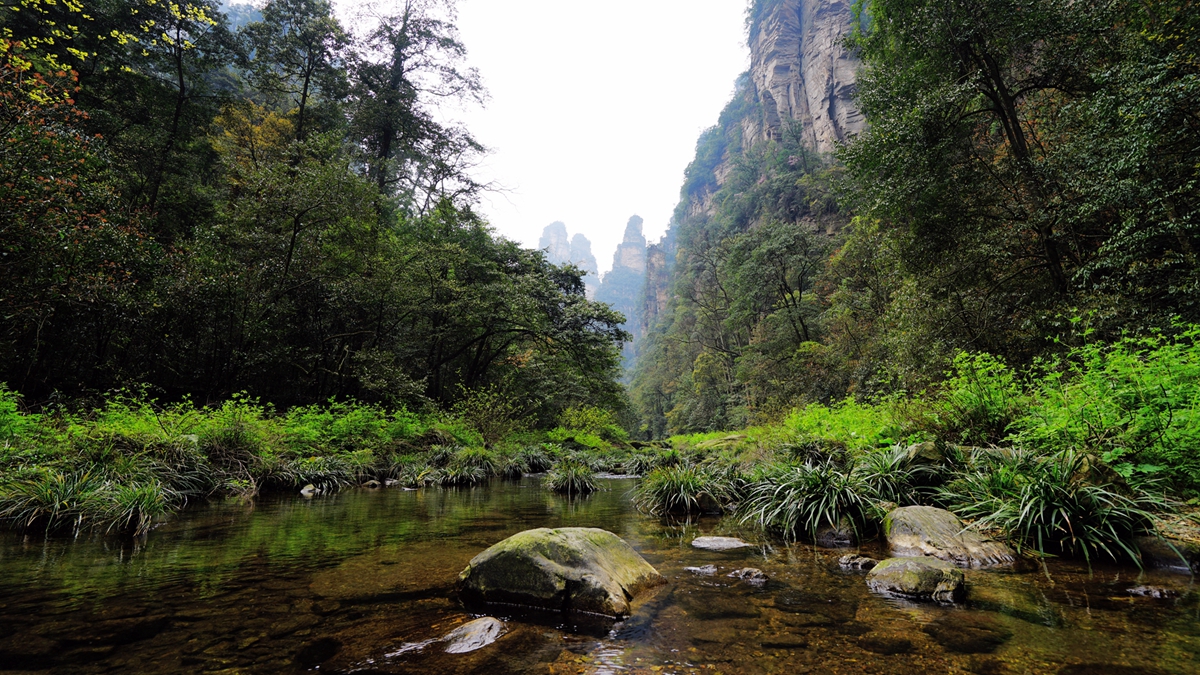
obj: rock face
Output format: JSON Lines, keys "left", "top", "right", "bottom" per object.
{"left": 539, "top": 223, "right": 598, "bottom": 295}
{"left": 1135, "top": 535, "right": 1200, "bottom": 573}
{"left": 458, "top": 527, "right": 665, "bottom": 618}
{"left": 596, "top": 216, "right": 649, "bottom": 363}
{"left": 442, "top": 617, "right": 506, "bottom": 654}
{"left": 746, "top": 0, "right": 865, "bottom": 154}
{"left": 865, "top": 557, "right": 964, "bottom": 603}
{"left": 884, "top": 506, "right": 1016, "bottom": 567}
{"left": 539, "top": 221, "right": 571, "bottom": 264}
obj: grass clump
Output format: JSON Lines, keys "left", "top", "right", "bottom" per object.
{"left": 544, "top": 458, "right": 597, "bottom": 496}
{"left": 939, "top": 449, "right": 1168, "bottom": 564}
{"left": 739, "top": 459, "right": 874, "bottom": 541}
{"left": 633, "top": 464, "right": 739, "bottom": 515}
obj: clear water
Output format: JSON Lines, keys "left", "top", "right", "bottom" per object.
{"left": 0, "top": 476, "right": 1197, "bottom": 674}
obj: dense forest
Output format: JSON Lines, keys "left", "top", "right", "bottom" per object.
{"left": 1, "top": 0, "right": 626, "bottom": 419}
{"left": 632, "top": 0, "right": 1200, "bottom": 438}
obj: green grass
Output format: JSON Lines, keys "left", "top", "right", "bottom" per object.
{"left": 738, "top": 459, "right": 875, "bottom": 542}
{"left": 632, "top": 465, "right": 739, "bottom": 516}
{"left": 544, "top": 458, "right": 598, "bottom": 496}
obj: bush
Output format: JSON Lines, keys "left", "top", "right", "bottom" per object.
{"left": 782, "top": 398, "right": 906, "bottom": 452}
{"left": 939, "top": 449, "right": 1170, "bottom": 564}
{"left": 926, "top": 352, "right": 1029, "bottom": 446}
{"left": 556, "top": 405, "right": 629, "bottom": 443}
{"left": 633, "top": 465, "right": 739, "bottom": 515}
{"left": 739, "top": 459, "right": 874, "bottom": 541}
{"left": 1012, "top": 328, "right": 1200, "bottom": 492}
{"left": 544, "top": 459, "right": 597, "bottom": 495}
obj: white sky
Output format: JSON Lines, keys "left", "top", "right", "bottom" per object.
{"left": 448, "top": 0, "right": 750, "bottom": 274}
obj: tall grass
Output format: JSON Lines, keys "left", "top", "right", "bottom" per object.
{"left": 632, "top": 465, "right": 739, "bottom": 515}
{"left": 544, "top": 458, "right": 597, "bottom": 496}
{"left": 739, "top": 459, "right": 874, "bottom": 541}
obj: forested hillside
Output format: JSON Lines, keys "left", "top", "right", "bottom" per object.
{"left": 632, "top": 0, "right": 1200, "bottom": 438}
{"left": 0, "top": 0, "right": 627, "bottom": 420}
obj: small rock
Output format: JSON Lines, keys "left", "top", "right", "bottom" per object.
{"left": 684, "top": 565, "right": 718, "bottom": 576}
{"left": 1134, "top": 535, "right": 1200, "bottom": 573}
{"left": 857, "top": 632, "right": 913, "bottom": 655}
{"left": 300, "top": 484, "right": 319, "bottom": 497}
{"left": 294, "top": 638, "right": 341, "bottom": 668}
{"left": 838, "top": 554, "right": 877, "bottom": 570}
{"left": 362, "top": 479, "right": 381, "bottom": 489}
{"left": 442, "top": 617, "right": 506, "bottom": 654}
{"left": 691, "top": 536, "right": 752, "bottom": 551}
{"left": 866, "top": 557, "right": 964, "bottom": 603}
{"left": 727, "top": 568, "right": 769, "bottom": 584}
{"left": 1126, "top": 585, "right": 1179, "bottom": 599}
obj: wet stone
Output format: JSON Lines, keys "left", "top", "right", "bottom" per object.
{"left": 691, "top": 536, "right": 753, "bottom": 551}
{"left": 857, "top": 632, "right": 913, "bottom": 655}
{"left": 866, "top": 557, "right": 964, "bottom": 603}
{"left": 443, "top": 616, "right": 507, "bottom": 654}
{"left": 1126, "top": 585, "right": 1179, "bottom": 599}
{"left": 922, "top": 614, "right": 1013, "bottom": 654}
{"left": 838, "top": 554, "right": 877, "bottom": 571}
{"left": 684, "top": 565, "right": 718, "bottom": 576}
{"left": 727, "top": 568, "right": 769, "bottom": 584}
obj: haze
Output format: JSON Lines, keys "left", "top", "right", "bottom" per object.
{"left": 451, "top": 0, "right": 749, "bottom": 273}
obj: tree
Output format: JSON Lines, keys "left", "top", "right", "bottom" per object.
{"left": 241, "top": 0, "right": 348, "bottom": 141}
{"left": 348, "top": 0, "right": 485, "bottom": 208}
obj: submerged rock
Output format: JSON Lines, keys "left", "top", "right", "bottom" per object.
{"left": 442, "top": 617, "right": 506, "bottom": 654}
{"left": 884, "top": 506, "right": 1015, "bottom": 567}
{"left": 922, "top": 613, "right": 1013, "bottom": 653}
{"left": 838, "top": 554, "right": 877, "bottom": 571}
{"left": 865, "top": 557, "right": 964, "bottom": 603}
{"left": 966, "top": 572, "right": 1059, "bottom": 626}
{"left": 691, "top": 536, "right": 752, "bottom": 551}
{"left": 727, "top": 568, "right": 769, "bottom": 584}
{"left": 815, "top": 523, "right": 856, "bottom": 548}
{"left": 684, "top": 565, "right": 718, "bottom": 576}
{"left": 857, "top": 632, "right": 913, "bottom": 655}
{"left": 458, "top": 527, "right": 665, "bottom": 618}
{"left": 1126, "top": 585, "right": 1179, "bottom": 599}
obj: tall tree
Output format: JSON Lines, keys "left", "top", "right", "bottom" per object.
{"left": 242, "top": 0, "right": 348, "bottom": 141}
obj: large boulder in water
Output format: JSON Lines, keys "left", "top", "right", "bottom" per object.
{"left": 866, "top": 557, "right": 964, "bottom": 603}
{"left": 458, "top": 527, "right": 665, "bottom": 618}
{"left": 884, "top": 506, "right": 1015, "bottom": 567}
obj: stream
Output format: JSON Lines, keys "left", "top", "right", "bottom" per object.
{"left": 0, "top": 476, "right": 1197, "bottom": 674}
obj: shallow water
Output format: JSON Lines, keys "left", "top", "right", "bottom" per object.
{"left": 0, "top": 477, "right": 1197, "bottom": 674}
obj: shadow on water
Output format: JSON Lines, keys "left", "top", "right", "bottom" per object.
{"left": 0, "top": 476, "right": 1198, "bottom": 674}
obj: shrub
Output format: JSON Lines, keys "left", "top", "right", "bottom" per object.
{"left": 739, "top": 459, "right": 874, "bottom": 541}
{"left": 852, "top": 445, "right": 925, "bottom": 505}
{"left": 633, "top": 465, "right": 739, "bottom": 515}
{"left": 927, "top": 351, "right": 1029, "bottom": 446}
{"left": 495, "top": 451, "right": 528, "bottom": 479}
{"left": 106, "top": 480, "right": 177, "bottom": 536}
{"left": 782, "top": 397, "right": 905, "bottom": 452}
{"left": 434, "top": 463, "right": 489, "bottom": 486}
{"left": 517, "top": 445, "right": 554, "bottom": 472}
{"left": 939, "top": 449, "right": 1170, "bottom": 564}
{"left": 556, "top": 405, "right": 629, "bottom": 443}
{"left": 451, "top": 447, "right": 497, "bottom": 475}
{"left": 544, "top": 459, "right": 597, "bottom": 495}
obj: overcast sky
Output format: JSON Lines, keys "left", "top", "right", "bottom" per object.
{"left": 445, "top": 0, "right": 750, "bottom": 274}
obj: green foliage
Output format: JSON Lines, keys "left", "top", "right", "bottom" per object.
{"left": 1011, "top": 328, "right": 1200, "bottom": 491}
{"left": 782, "top": 398, "right": 906, "bottom": 452}
{"left": 939, "top": 450, "right": 1169, "bottom": 564}
{"left": 739, "top": 460, "right": 874, "bottom": 541}
{"left": 632, "top": 465, "right": 739, "bottom": 516}
{"left": 924, "top": 352, "right": 1029, "bottom": 446}
{"left": 0, "top": 470, "right": 111, "bottom": 534}
{"left": 543, "top": 459, "right": 597, "bottom": 496}
{"left": 556, "top": 405, "right": 629, "bottom": 443}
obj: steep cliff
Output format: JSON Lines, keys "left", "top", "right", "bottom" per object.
{"left": 596, "top": 216, "right": 649, "bottom": 365}
{"left": 745, "top": 0, "right": 864, "bottom": 154}
{"left": 539, "top": 222, "right": 598, "bottom": 294}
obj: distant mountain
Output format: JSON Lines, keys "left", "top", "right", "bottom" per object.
{"left": 538, "top": 222, "right": 598, "bottom": 294}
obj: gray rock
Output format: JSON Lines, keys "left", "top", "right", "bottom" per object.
{"left": 1134, "top": 535, "right": 1200, "bottom": 573}
{"left": 684, "top": 565, "right": 718, "bottom": 576}
{"left": 727, "top": 568, "right": 769, "bottom": 584}
{"left": 458, "top": 528, "right": 665, "bottom": 618}
{"left": 865, "top": 557, "right": 964, "bottom": 603}
{"left": 442, "top": 617, "right": 506, "bottom": 654}
{"left": 838, "top": 554, "right": 877, "bottom": 570}
{"left": 884, "top": 506, "right": 1015, "bottom": 567}
{"left": 691, "top": 536, "right": 752, "bottom": 551}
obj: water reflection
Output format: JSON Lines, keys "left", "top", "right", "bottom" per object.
{"left": 0, "top": 476, "right": 1196, "bottom": 674}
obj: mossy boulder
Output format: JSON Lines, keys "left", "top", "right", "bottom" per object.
{"left": 884, "top": 506, "right": 1015, "bottom": 567}
{"left": 458, "top": 527, "right": 665, "bottom": 618}
{"left": 865, "top": 557, "right": 964, "bottom": 603}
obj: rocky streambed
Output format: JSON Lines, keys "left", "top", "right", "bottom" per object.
{"left": 0, "top": 476, "right": 1196, "bottom": 675}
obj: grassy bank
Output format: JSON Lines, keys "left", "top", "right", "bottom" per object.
{"left": 0, "top": 391, "right": 652, "bottom": 536}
